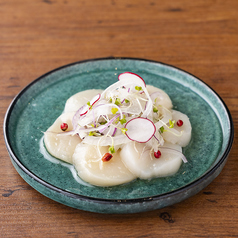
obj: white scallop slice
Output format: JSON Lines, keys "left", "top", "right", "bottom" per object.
{"left": 162, "top": 110, "right": 192, "bottom": 147}
{"left": 120, "top": 142, "right": 183, "bottom": 179}
{"left": 72, "top": 144, "right": 136, "bottom": 186}
{"left": 44, "top": 112, "right": 82, "bottom": 164}
{"left": 64, "top": 89, "right": 103, "bottom": 113}
{"left": 146, "top": 85, "right": 173, "bottom": 109}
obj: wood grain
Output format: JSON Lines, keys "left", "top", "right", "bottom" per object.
{"left": 1, "top": 0, "right": 237, "bottom": 237}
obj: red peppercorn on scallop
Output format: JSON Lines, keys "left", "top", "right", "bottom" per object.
{"left": 120, "top": 142, "right": 183, "bottom": 179}
{"left": 162, "top": 110, "right": 192, "bottom": 147}
{"left": 72, "top": 144, "right": 136, "bottom": 186}
{"left": 44, "top": 112, "right": 81, "bottom": 164}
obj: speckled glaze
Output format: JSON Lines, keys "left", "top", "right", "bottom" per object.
{"left": 4, "top": 58, "right": 234, "bottom": 213}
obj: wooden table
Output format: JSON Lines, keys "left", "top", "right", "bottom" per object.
{"left": 1, "top": 0, "right": 237, "bottom": 237}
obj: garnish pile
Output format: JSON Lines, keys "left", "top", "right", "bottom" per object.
{"left": 61, "top": 72, "right": 188, "bottom": 163}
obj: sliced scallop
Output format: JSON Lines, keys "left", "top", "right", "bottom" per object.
{"left": 147, "top": 85, "right": 173, "bottom": 109}
{"left": 44, "top": 112, "right": 81, "bottom": 164}
{"left": 120, "top": 142, "right": 183, "bottom": 179}
{"left": 72, "top": 144, "right": 136, "bottom": 186}
{"left": 162, "top": 110, "right": 192, "bottom": 147}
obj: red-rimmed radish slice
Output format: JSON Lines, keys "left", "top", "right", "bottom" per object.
{"left": 125, "top": 118, "right": 156, "bottom": 143}
{"left": 101, "top": 72, "right": 147, "bottom": 100}
{"left": 64, "top": 89, "right": 103, "bottom": 113}
{"left": 79, "top": 93, "right": 101, "bottom": 116}
{"left": 79, "top": 105, "right": 88, "bottom": 116}
{"left": 118, "top": 72, "right": 146, "bottom": 87}
{"left": 91, "top": 93, "right": 101, "bottom": 106}
{"left": 72, "top": 104, "right": 88, "bottom": 128}
{"left": 73, "top": 103, "right": 124, "bottom": 134}
{"left": 118, "top": 72, "right": 152, "bottom": 118}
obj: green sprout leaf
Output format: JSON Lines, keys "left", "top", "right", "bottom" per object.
{"left": 120, "top": 128, "right": 128, "bottom": 134}
{"left": 169, "top": 119, "right": 175, "bottom": 128}
{"left": 153, "top": 106, "right": 158, "bottom": 113}
{"left": 160, "top": 126, "right": 164, "bottom": 133}
{"left": 109, "top": 146, "right": 115, "bottom": 154}
{"left": 135, "top": 86, "right": 142, "bottom": 91}
{"left": 111, "top": 107, "right": 118, "bottom": 114}
{"left": 120, "top": 118, "right": 127, "bottom": 125}
{"left": 125, "top": 99, "right": 130, "bottom": 103}
{"left": 115, "top": 98, "right": 121, "bottom": 106}
{"left": 87, "top": 101, "right": 92, "bottom": 109}
{"left": 89, "top": 131, "right": 96, "bottom": 136}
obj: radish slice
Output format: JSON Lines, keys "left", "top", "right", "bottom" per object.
{"left": 118, "top": 72, "right": 146, "bottom": 87}
{"left": 64, "top": 89, "right": 103, "bottom": 113}
{"left": 72, "top": 104, "right": 88, "bottom": 129}
{"left": 125, "top": 118, "right": 156, "bottom": 143}
{"left": 79, "top": 93, "right": 101, "bottom": 116}
{"left": 117, "top": 73, "right": 152, "bottom": 117}
{"left": 101, "top": 73, "right": 146, "bottom": 100}
{"left": 79, "top": 105, "right": 88, "bottom": 116}
{"left": 91, "top": 93, "right": 101, "bottom": 106}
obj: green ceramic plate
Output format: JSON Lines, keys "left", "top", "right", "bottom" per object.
{"left": 4, "top": 58, "right": 234, "bottom": 214}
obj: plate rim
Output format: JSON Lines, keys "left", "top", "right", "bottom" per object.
{"left": 3, "top": 57, "right": 234, "bottom": 204}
